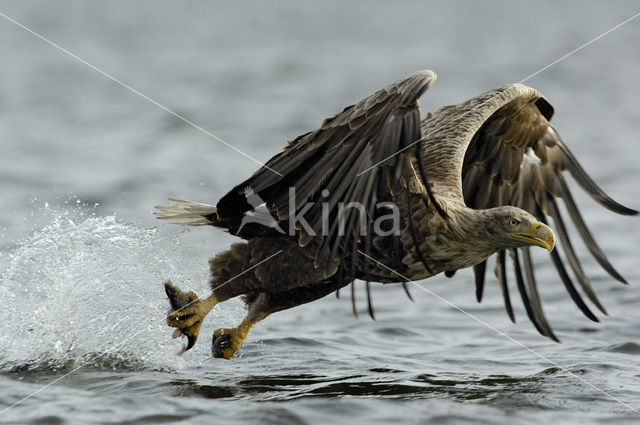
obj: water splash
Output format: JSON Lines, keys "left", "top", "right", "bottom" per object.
{"left": 0, "top": 207, "right": 222, "bottom": 373}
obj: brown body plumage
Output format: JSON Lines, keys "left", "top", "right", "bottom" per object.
{"left": 156, "top": 70, "right": 637, "bottom": 358}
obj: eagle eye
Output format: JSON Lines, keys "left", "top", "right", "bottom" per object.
{"left": 509, "top": 218, "right": 520, "bottom": 227}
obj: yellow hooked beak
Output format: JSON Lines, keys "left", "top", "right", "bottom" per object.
{"left": 513, "top": 222, "right": 555, "bottom": 252}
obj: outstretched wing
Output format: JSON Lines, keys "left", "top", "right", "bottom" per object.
{"left": 460, "top": 94, "right": 637, "bottom": 340}
{"left": 216, "top": 70, "right": 441, "bottom": 281}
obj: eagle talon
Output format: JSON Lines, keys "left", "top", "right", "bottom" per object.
{"left": 163, "top": 280, "right": 218, "bottom": 353}
{"left": 178, "top": 333, "right": 199, "bottom": 355}
{"left": 211, "top": 321, "right": 254, "bottom": 360}
{"left": 172, "top": 328, "right": 185, "bottom": 339}
{"left": 212, "top": 333, "right": 232, "bottom": 359}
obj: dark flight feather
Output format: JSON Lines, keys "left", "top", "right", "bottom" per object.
{"left": 473, "top": 261, "right": 486, "bottom": 303}
{"left": 496, "top": 250, "right": 515, "bottom": 323}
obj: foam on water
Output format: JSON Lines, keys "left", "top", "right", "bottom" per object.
{"left": 0, "top": 206, "right": 222, "bottom": 373}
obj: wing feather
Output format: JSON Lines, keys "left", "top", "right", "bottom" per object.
{"left": 518, "top": 247, "right": 559, "bottom": 342}
{"left": 495, "top": 250, "right": 515, "bottom": 323}
{"left": 547, "top": 196, "right": 608, "bottom": 315}
{"left": 473, "top": 261, "right": 486, "bottom": 302}
{"left": 555, "top": 174, "right": 628, "bottom": 284}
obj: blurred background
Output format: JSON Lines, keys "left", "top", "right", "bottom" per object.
{"left": 1, "top": 1, "right": 639, "bottom": 424}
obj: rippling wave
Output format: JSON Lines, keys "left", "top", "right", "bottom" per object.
{"left": 2, "top": 1, "right": 640, "bottom": 423}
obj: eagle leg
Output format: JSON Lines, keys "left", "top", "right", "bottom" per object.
{"left": 212, "top": 316, "right": 255, "bottom": 360}
{"left": 164, "top": 281, "right": 218, "bottom": 354}
{"left": 210, "top": 276, "right": 347, "bottom": 359}
{"left": 211, "top": 292, "right": 276, "bottom": 359}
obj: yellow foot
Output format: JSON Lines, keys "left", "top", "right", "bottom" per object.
{"left": 212, "top": 319, "right": 254, "bottom": 360}
{"left": 164, "top": 281, "right": 218, "bottom": 354}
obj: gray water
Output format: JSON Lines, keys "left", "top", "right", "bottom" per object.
{"left": 1, "top": 1, "right": 640, "bottom": 424}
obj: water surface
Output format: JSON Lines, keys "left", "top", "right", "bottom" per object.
{"left": 1, "top": 1, "right": 640, "bottom": 424}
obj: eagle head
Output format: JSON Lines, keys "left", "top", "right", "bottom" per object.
{"left": 484, "top": 206, "right": 555, "bottom": 252}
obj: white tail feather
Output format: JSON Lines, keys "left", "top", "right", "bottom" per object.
{"left": 154, "top": 198, "right": 217, "bottom": 226}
